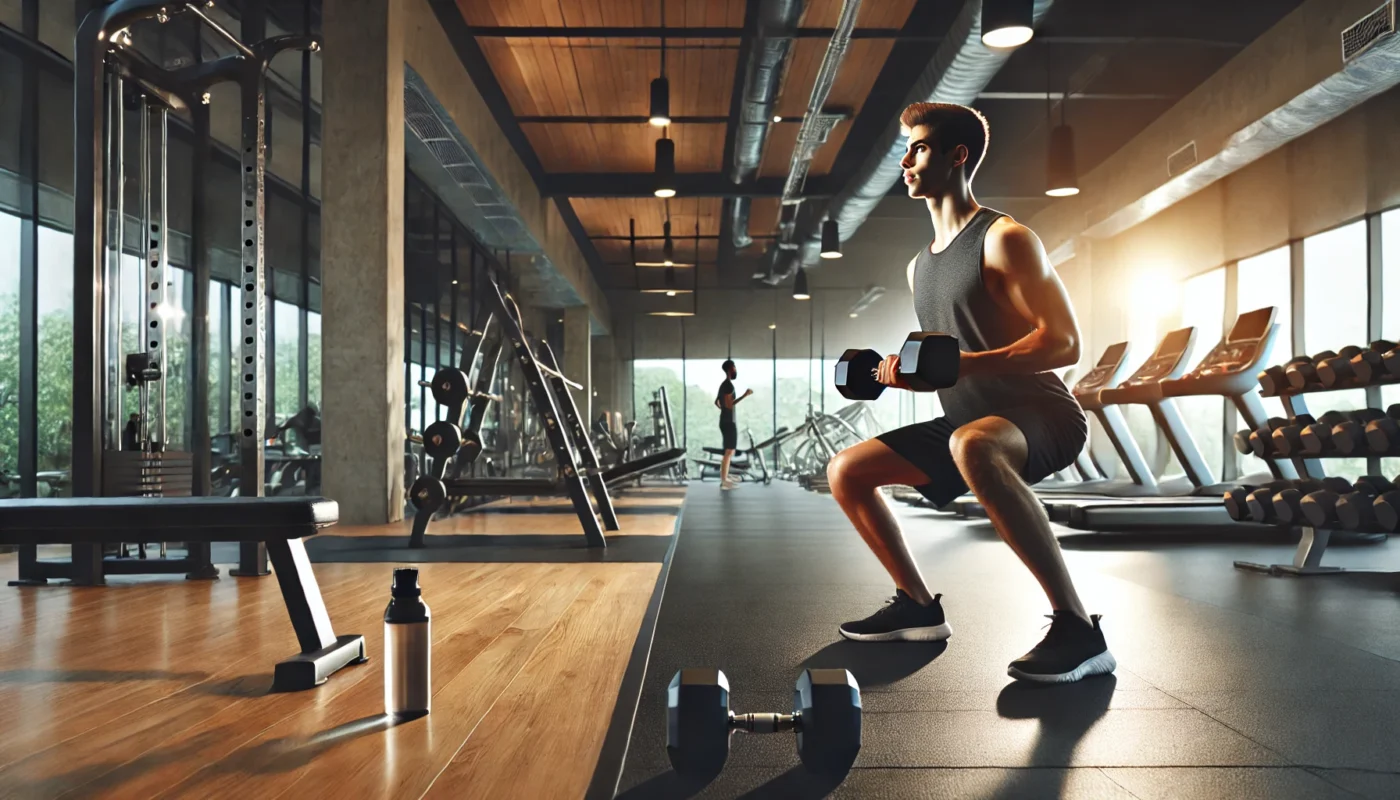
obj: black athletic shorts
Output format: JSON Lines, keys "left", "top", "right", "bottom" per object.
{"left": 876, "top": 404, "right": 1087, "bottom": 507}
{"left": 720, "top": 419, "right": 738, "bottom": 451}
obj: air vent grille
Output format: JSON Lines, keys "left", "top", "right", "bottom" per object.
{"left": 1342, "top": 1, "right": 1396, "bottom": 63}
{"left": 1167, "top": 141, "right": 1198, "bottom": 177}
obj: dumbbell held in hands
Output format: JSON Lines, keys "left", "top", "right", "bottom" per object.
{"left": 835, "top": 332, "right": 960, "bottom": 401}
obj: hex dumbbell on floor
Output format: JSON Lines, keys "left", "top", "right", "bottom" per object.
{"left": 666, "top": 668, "right": 862, "bottom": 779}
{"left": 835, "top": 333, "right": 960, "bottom": 401}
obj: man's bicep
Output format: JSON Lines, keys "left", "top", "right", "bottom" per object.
{"left": 906, "top": 257, "right": 918, "bottom": 293}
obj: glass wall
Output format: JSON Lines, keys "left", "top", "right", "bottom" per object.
{"left": 0, "top": 2, "right": 323, "bottom": 499}
{"left": 1300, "top": 221, "right": 1369, "bottom": 480}
{"left": 1173, "top": 267, "right": 1226, "bottom": 480}
{"left": 1234, "top": 245, "right": 1292, "bottom": 476}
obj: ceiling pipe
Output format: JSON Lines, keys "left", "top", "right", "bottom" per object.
{"left": 730, "top": 0, "right": 807, "bottom": 250}
{"left": 763, "top": 0, "right": 1056, "bottom": 284}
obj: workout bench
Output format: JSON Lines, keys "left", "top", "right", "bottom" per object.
{"left": 2, "top": 496, "right": 366, "bottom": 692}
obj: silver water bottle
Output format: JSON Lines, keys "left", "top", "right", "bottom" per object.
{"left": 384, "top": 567, "right": 430, "bottom": 719}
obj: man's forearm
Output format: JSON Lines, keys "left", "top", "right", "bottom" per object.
{"left": 958, "top": 328, "right": 1078, "bottom": 377}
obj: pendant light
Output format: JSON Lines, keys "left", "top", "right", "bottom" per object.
{"left": 654, "top": 133, "right": 676, "bottom": 198}
{"left": 649, "top": 1, "right": 671, "bottom": 126}
{"left": 820, "top": 219, "right": 842, "bottom": 259}
{"left": 981, "top": 0, "right": 1034, "bottom": 49}
{"left": 793, "top": 267, "right": 811, "bottom": 300}
{"left": 1045, "top": 68, "right": 1079, "bottom": 197}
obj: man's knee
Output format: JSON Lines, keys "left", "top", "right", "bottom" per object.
{"left": 827, "top": 448, "right": 872, "bottom": 494}
{"left": 950, "top": 425, "right": 1013, "bottom": 479}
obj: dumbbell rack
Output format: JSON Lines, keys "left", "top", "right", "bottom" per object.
{"left": 1234, "top": 343, "right": 1395, "bottom": 575}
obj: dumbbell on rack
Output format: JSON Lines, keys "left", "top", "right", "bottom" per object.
{"left": 835, "top": 332, "right": 960, "bottom": 401}
{"left": 1286, "top": 348, "right": 1348, "bottom": 391}
{"left": 1364, "top": 407, "right": 1400, "bottom": 455}
{"left": 1307, "top": 408, "right": 1388, "bottom": 456}
{"left": 1240, "top": 477, "right": 1351, "bottom": 524}
{"left": 1271, "top": 411, "right": 1348, "bottom": 457}
{"left": 1235, "top": 417, "right": 1288, "bottom": 458}
{"left": 1259, "top": 356, "right": 1311, "bottom": 396}
{"left": 1327, "top": 477, "right": 1397, "bottom": 530}
{"left": 1278, "top": 476, "right": 1378, "bottom": 526}
{"left": 1317, "top": 340, "right": 1398, "bottom": 387}
{"left": 667, "top": 668, "right": 862, "bottom": 779}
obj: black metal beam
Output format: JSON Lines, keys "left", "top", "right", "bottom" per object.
{"left": 517, "top": 115, "right": 731, "bottom": 124}
{"left": 18, "top": 0, "right": 39, "bottom": 499}
{"left": 466, "top": 26, "right": 907, "bottom": 39}
{"left": 427, "top": 0, "right": 608, "bottom": 282}
{"left": 543, "top": 173, "right": 830, "bottom": 198}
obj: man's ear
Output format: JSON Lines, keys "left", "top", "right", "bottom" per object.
{"left": 950, "top": 143, "right": 970, "bottom": 170}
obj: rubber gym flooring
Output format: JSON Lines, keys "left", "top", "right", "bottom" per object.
{"left": 615, "top": 480, "right": 1400, "bottom": 799}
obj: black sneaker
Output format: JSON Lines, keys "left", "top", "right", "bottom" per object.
{"left": 838, "top": 590, "right": 953, "bottom": 642}
{"left": 1007, "top": 612, "right": 1116, "bottom": 684}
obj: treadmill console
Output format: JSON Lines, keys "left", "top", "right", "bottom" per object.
{"left": 1116, "top": 327, "right": 1196, "bottom": 389}
{"left": 1071, "top": 342, "right": 1130, "bottom": 399}
{"left": 1184, "top": 307, "right": 1276, "bottom": 377}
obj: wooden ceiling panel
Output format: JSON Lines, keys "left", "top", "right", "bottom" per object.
{"left": 479, "top": 37, "right": 737, "bottom": 117}
{"left": 746, "top": 198, "right": 782, "bottom": 248}
{"left": 458, "top": 0, "right": 746, "bottom": 27}
{"left": 523, "top": 122, "right": 725, "bottom": 172}
{"left": 594, "top": 238, "right": 719, "bottom": 264}
{"left": 572, "top": 198, "right": 722, "bottom": 237}
{"left": 798, "top": 0, "right": 917, "bottom": 29}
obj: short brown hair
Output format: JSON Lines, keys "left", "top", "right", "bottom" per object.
{"left": 899, "top": 102, "right": 990, "bottom": 180}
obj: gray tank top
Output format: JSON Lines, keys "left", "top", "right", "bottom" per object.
{"left": 910, "top": 207, "right": 1080, "bottom": 425}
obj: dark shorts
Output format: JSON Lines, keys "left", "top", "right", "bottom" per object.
{"left": 876, "top": 405, "right": 1088, "bottom": 507}
{"left": 720, "top": 419, "right": 738, "bottom": 451}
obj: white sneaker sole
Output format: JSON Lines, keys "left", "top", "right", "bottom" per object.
{"left": 1007, "top": 649, "right": 1117, "bottom": 684}
{"left": 839, "top": 621, "right": 953, "bottom": 643}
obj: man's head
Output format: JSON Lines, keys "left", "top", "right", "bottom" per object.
{"left": 897, "top": 102, "right": 990, "bottom": 199}
{"left": 722, "top": 359, "right": 736, "bottom": 379}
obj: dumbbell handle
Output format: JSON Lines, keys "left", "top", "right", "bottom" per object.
{"left": 730, "top": 711, "right": 801, "bottom": 733}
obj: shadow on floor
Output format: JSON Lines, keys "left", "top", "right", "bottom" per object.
{"left": 802, "top": 639, "right": 948, "bottom": 689}
{"left": 984, "top": 675, "right": 1117, "bottom": 796}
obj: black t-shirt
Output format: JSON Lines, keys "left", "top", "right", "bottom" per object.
{"left": 716, "top": 379, "right": 735, "bottom": 424}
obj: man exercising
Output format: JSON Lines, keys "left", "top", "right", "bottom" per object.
{"left": 715, "top": 360, "right": 752, "bottom": 490}
{"left": 827, "top": 102, "right": 1115, "bottom": 684}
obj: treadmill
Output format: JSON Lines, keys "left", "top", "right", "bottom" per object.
{"left": 950, "top": 336, "right": 1192, "bottom": 517}
{"left": 1057, "top": 307, "right": 1297, "bottom": 530}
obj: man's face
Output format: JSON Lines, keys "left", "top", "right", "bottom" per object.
{"left": 898, "top": 124, "right": 967, "bottom": 198}
{"left": 727, "top": 365, "right": 737, "bottom": 380}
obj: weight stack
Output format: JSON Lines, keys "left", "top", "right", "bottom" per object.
{"left": 103, "top": 450, "right": 194, "bottom": 498}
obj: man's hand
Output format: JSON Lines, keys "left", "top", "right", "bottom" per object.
{"left": 876, "top": 354, "right": 912, "bottom": 390}
{"left": 742, "top": 388, "right": 753, "bottom": 399}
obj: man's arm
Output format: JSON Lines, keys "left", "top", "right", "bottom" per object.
{"left": 959, "top": 218, "right": 1081, "bottom": 377}
{"left": 906, "top": 255, "right": 918, "bottom": 293}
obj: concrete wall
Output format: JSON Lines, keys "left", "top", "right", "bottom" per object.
{"left": 401, "top": 0, "right": 612, "bottom": 336}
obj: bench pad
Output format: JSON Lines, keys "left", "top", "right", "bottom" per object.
{"left": 0, "top": 496, "right": 339, "bottom": 544}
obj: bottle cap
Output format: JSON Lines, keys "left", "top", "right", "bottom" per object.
{"left": 391, "top": 567, "right": 421, "bottom": 598}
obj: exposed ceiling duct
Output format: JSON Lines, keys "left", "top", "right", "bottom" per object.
{"left": 763, "top": 0, "right": 1056, "bottom": 284}
{"left": 729, "top": 0, "right": 806, "bottom": 250}
{"left": 1078, "top": 8, "right": 1400, "bottom": 242}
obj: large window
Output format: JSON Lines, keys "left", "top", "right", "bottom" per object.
{"left": 1, "top": 4, "right": 323, "bottom": 499}
{"left": 1235, "top": 245, "right": 1292, "bottom": 475}
{"left": 1301, "top": 221, "right": 1369, "bottom": 480}
{"left": 1173, "top": 267, "right": 1226, "bottom": 479}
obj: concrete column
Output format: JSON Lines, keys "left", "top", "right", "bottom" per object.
{"left": 591, "top": 336, "right": 618, "bottom": 420}
{"left": 563, "top": 306, "right": 592, "bottom": 422}
{"left": 320, "top": 0, "right": 405, "bottom": 525}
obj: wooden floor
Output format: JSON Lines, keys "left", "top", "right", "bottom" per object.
{"left": 0, "top": 486, "right": 681, "bottom": 799}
